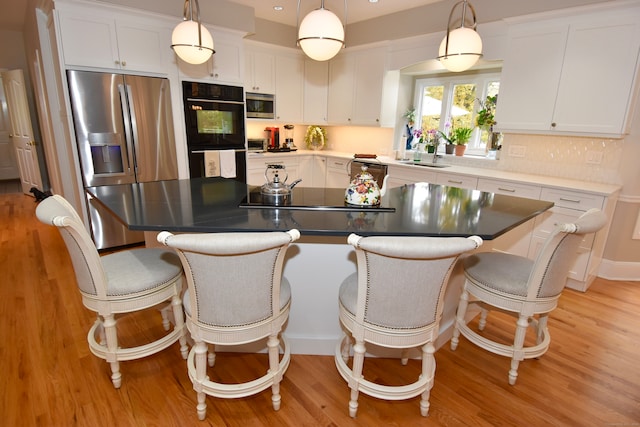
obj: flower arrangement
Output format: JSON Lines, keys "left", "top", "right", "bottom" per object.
{"left": 475, "top": 95, "right": 498, "bottom": 130}
{"left": 438, "top": 117, "right": 455, "bottom": 145}
{"left": 304, "top": 125, "right": 327, "bottom": 150}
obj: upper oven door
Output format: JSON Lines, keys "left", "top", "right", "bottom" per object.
{"left": 184, "top": 98, "right": 246, "bottom": 150}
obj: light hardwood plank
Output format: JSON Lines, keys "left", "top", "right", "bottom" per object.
{"left": 1, "top": 193, "right": 639, "bottom": 426}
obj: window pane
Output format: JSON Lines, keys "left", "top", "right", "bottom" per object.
{"left": 450, "top": 83, "right": 475, "bottom": 130}
{"left": 419, "top": 85, "right": 444, "bottom": 135}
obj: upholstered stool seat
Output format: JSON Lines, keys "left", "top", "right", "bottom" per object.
{"left": 36, "top": 195, "right": 188, "bottom": 389}
{"left": 159, "top": 229, "right": 300, "bottom": 421}
{"left": 451, "top": 208, "right": 607, "bottom": 385}
{"left": 335, "top": 233, "right": 483, "bottom": 418}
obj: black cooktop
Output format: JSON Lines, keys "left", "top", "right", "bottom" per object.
{"left": 239, "top": 186, "right": 396, "bottom": 212}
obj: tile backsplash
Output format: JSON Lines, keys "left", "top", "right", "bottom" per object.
{"left": 496, "top": 134, "right": 623, "bottom": 185}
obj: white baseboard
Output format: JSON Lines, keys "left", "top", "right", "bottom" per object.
{"left": 598, "top": 259, "right": 640, "bottom": 281}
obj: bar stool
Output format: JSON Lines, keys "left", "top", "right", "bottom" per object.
{"left": 35, "top": 194, "right": 188, "bottom": 388}
{"left": 451, "top": 208, "right": 607, "bottom": 385}
{"left": 335, "top": 233, "right": 483, "bottom": 417}
{"left": 158, "top": 229, "right": 300, "bottom": 421}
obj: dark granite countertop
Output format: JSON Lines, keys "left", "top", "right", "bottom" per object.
{"left": 86, "top": 177, "right": 553, "bottom": 239}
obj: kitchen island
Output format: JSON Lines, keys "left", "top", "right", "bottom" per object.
{"left": 88, "top": 177, "right": 553, "bottom": 355}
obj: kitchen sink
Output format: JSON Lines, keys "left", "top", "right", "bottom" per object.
{"left": 414, "top": 163, "right": 450, "bottom": 168}
{"left": 398, "top": 160, "right": 450, "bottom": 168}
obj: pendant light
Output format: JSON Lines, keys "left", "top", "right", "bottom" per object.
{"left": 297, "top": 0, "right": 346, "bottom": 61}
{"left": 437, "top": 0, "right": 482, "bottom": 72}
{"left": 171, "top": 0, "right": 215, "bottom": 65}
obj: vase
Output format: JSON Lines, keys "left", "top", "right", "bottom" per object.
{"left": 308, "top": 134, "right": 325, "bottom": 150}
{"left": 427, "top": 144, "right": 435, "bottom": 154}
{"left": 445, "top": 144, "right": 455, "bottom": 155}
{"left": 455, "top": 145, "right": 466, "bottom": 156}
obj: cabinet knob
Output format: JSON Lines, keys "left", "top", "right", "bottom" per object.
{"left": 114, "top": 60, "right": 120, "bottom": 65}
{"left": 551, "top": 122, "right": 557, "bottom": 128}
{"left": 121, "top": 60, "right": 126, "bottom": 67}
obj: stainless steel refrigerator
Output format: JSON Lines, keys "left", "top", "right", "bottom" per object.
{"left": 67, "top": 70, "right": 178, "bottom": 250}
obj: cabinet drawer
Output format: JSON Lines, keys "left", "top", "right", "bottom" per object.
{"left": 436, "top": 173, "right": 478, "bottom": 190}
{"left": 386, "top": 165, "right": 436, "bottom": 188}
{"left": 326, "top": 157, "right": 349, "bottom": 173}
{"left": 540, "top": 188, "right": 604, "bottom": 211}
{"left": 477, "top": 178, "right": 541, "bottom": 200}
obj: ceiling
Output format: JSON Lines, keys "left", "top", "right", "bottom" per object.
{"left": 228, "top": 0, "right": 445, "bottom": 25}
{"left": 0, "top": 0, "right": 445, "bottom": 32}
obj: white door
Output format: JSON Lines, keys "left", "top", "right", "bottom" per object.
{"left": 1, "top": 69, "right": 43, "bottom": 194}
{"left": 0, "top": 75, "right": 19, "bottom": 180}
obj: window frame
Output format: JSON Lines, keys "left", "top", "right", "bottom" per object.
{"left": 414, "top": 71, "right": 500, "bottom": 156}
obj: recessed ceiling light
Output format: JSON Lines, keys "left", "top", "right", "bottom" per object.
{"left": 273, "top": 6, "right": 283, "bottom": 12}
{"left": 369, "top": 0, "right": 379, "bottom": 3}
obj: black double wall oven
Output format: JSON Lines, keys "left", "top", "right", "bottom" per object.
{"left": 182, "top": 81, "right": 247, "bottom": 182}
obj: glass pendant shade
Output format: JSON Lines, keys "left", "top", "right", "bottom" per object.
{"left": 171, "top": 0, "right": 214, "bottom": 65}
{"left": 297, "top": 8, "right": 345, "bottom": 61}
{"left": 438, "top": 27, "right": 482, "bottom": 72}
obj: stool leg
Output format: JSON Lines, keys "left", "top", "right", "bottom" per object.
{"left": 451, "top": 288, "right": 469, "bottom": 351}
{"left": 420, "top": 342, "right": 435, "bottom": 417}
{"left": 171, "top": 294, "right": 188, "bottom": 359}
{"left": 267, "top": 334, "right": 282, "bottom": 411}
{"left": 193, "top": 341, "right": 208, "bottom": 420}
{"left": 102, "top": 314, "right": 122, "bottom": 389}
{"left": 509, "top": 314, "right": 529, "bottom": 385}
{"left": 348, "top": 341, "right": 366, "bottom": 418}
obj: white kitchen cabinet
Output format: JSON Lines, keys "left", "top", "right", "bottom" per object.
{"left": 496, "top": 7, "right": 640, "bottom": 137}
{"left": 303, "top": 59, "right": 328, "bottom": 124}
{"left": 275, "top": 54, "right": 304, "bottom": 123}
{"left": 386, "top": 165, "right": 436, "bottom": 189}
{"left": 477, "top": 178, "right": 542, "bottom": 257}
{"left": 247, "top": 155, "right": 300, "bottom": 186}
{"left": 244, "top": 48, "right": 276, "bottom": 94}
{"left": 178, "top": 31, "right": 244, "bottom": 85}
{"left": 436, "top": 172, "right": 478, "bottom": 190}
{"left": 56, "top": 5, "right": 171, "bottom": 73}
{"left": 327, "top": 46, "right": 387, "bottom": 126}
{"left": 529, "top": 188, "right": 609, "bottom": 291}
{"left": 325, "top": 156, "right": 350, "bottom": 189}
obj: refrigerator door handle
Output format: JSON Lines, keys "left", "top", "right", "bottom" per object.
{"left": 118, "top": 83, "right": 135, "bottom": 176}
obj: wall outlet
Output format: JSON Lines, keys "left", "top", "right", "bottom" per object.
{"left": 508, "top": 145, "right": 526, "bottom": 157}
{"left": 586, "top": 151, "right": 603, "bottom": 164}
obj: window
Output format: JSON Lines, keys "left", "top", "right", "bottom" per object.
{"left": 414, "top": 72, "right": 500, "bottom": 156}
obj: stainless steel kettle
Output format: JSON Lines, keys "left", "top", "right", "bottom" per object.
{"left": 261, "top": 164, "right": 302, "bottom": 206}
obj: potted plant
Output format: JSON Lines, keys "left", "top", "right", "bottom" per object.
{"left": 453, "top": 127, "right": 472, "bottom": 156}
{"left": 475, "top": 95, "right": 502, "bottom": 152}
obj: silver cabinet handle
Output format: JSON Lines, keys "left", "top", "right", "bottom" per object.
{"left": 559, "top": 197, "right": 581, "bottom": 204}
{"left": 498, "top": 187, "right": 516, "bottom": 193}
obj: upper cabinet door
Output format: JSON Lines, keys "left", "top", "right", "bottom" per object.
{"left": 245, "top": 50, "right": 276, "bottom": 94}
{"left": 275, "top": 54, "right": 304, "bottom": 122}
{"left": 176, "top": 31, "right": 244, "bottom": 85}
{"left": 552, "top": 16, "right": 640, "bottom": 135}
{"left": 56, "top": 5, "right": 171, "bottom": 74}
{"left": 57, "top": 13, "right": 121, "bottom": 70}
{"left": 303, "top": 59, "right": 328, "bottom": 124}
{"left": 496, "top": 6, "right": 640, "bottom": 138}
{"left": 494, "top": 22, "right": 567, "bottom": 132}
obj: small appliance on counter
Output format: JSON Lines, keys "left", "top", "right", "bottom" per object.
{"left": 264, "top": 126, "right": 297, "bottom": 152}
{"left": 248, "top": 138, "right": 267, "bottom": 153}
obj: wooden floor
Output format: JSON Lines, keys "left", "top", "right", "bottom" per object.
{"left": 1, "top": 193, "right": 639, "bottom": 426}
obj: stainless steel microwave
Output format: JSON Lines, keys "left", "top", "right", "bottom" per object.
{"left": 246, "top": 92, "right": 275, "bottom": 119}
